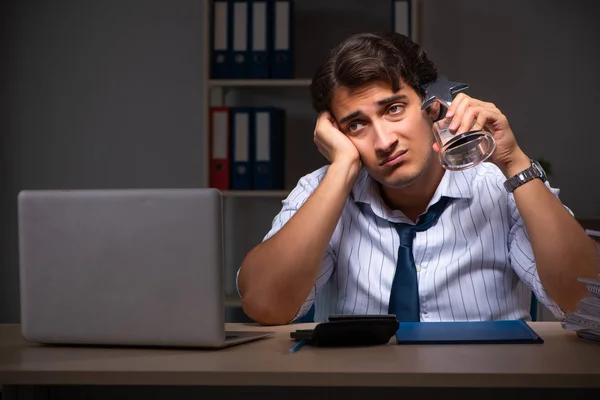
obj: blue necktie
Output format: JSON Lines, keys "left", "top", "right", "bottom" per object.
{"left": 388, "top": 197, "right": 450, "bottom": 321}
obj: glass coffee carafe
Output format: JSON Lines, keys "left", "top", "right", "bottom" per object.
{"left": 422, "top": 76, "right": 496, "bottom": 171}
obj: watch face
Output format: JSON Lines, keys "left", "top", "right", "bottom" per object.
{"left": 531, "top": 160, "right": 547, "bottom": 181}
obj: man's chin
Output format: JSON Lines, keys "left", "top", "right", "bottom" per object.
{"left": 382, "top": 177, "right": 420, "bottom": 190}
{"left": 373, "top": 168, "right": 421, "bottom": 190}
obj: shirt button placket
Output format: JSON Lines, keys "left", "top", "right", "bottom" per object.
{"left": 418, "top": 264, "right": 427, "bottom": 321}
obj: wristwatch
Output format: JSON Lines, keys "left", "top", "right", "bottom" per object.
{"left": 503, "top": 159, "right": 547, "bottom": 193}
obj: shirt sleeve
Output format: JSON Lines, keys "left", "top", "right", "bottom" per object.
{"left": 507, "top": 180, "right": 573, "bottom": 321}
{"left": 236, "top": 170, "right": 337, "bottom": 322}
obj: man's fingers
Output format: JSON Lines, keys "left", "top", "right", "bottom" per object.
{"left": 475, "top": 113, "right": 488, "bottom": 132}
{"left": 457, "top": 107, "right": 480, "bottom": 134}
{"left": 316, "top": 111, "right": 338, "bottom": 132}
{"left": 446, "top": 93, "right": 466, "bottom": 118}
{"left": 454, "top": 106, "right": 504, "bottom": 134}
{"left": 449, "top": 95, "right": 474, "bottom": 131}
{"left": 315, "top": 111, "right": 330, "bottom": 129}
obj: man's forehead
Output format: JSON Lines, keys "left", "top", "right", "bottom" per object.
{"left": 332, "top": 81, "right": 415, "bottom": 111}
{"left": 334, "top": 80, "right": 414, "bottom": 100}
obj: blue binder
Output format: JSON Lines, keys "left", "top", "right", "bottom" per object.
{"left": 229, "top": 107, "right": 254, "bottom": 190}
{"left": 269, "top": 0, "right": 293, "bottom": 79}
{"left": 229, "top": 0, "right": 251, "bottom": 78}
{"left": 252, "top": 107, "right": 285, "bottom": 190}
{"left": 394, "top": 319, "right": 544, "bottom": 344}
{"left": 249, "top": 0, "right": 271, "bottom": 78}
{"left": 210, "top": 0, "right": 231, "bottom": 78}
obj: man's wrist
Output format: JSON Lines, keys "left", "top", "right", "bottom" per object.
{"left": 499, "top": 150, "right": 531, "bottom": 179}
{"left": 329, "top": 157, "right": 361, "bottom": 188}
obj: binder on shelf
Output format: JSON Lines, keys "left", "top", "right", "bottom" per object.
{"left": 230, "top": 0, "right": 251, "bottom": 78}
{"left": 229, "top": 107, "right": 254, "bottom": 190}
{"left": 250, "top": 0, "right": 270, "bottom": 78}
{"left": 270, "top": 0, "right": 294, "bottom": 79}
{"left": 253, "top": 107, "right": 285, "bottom": 190}
{"left": 210, "top": 0, "right": 231, "bottom": 79}
{"left": 392, "top": 0, "right": 411, "bottom": 39}
{"left": 209, "top": 107, "right": 231, "bottom": 190}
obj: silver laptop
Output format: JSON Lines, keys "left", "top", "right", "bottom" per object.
{"left": 17, "top": 188, "right": 273, "bottom": 348}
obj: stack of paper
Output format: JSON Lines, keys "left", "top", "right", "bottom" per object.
{"left": 562, "top": 276, "right": 600, "bottom": 341}
{"left": 562, "top": 229, "right": 600, "bottom": 340}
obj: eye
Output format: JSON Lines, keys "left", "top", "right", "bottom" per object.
{"left": 347, "top": 121, "right": 365, "bottom": 133}
{"left": 388, "top": 104, "right": 404, "bottom": 115}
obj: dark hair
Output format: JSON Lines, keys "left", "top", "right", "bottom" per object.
{"left": 310, "top": 32, "right": 438, "bottom": 113}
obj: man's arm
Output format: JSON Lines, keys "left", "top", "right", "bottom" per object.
{"left": 237, "top": 112, "right": 361, "bottom": 325}
{"left": 445, "top": 93, "right": 597, "bottom": 313}
{"left": 502, "top": 152, "right": 597, "bottom": 313}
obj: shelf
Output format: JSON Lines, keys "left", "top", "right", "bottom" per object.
{"left": 208, "top": 79, "right": 311, "bottom": 88}
{"left": 225, "top": 293, "right": 242, "bottom": 308}
{"left": 222, "top": 190, "right": 289, "bottom": 198}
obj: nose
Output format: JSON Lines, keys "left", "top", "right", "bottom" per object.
{"left": 372, "top": 120, "right": 397, "bottom": 152}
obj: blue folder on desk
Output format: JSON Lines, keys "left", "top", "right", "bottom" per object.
{"left": 395, "top": 319, "right": 543, "bottom": 344}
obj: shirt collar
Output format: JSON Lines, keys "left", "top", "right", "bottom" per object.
{"left": 351, "top": 166, "right": 474, "bottom": 222}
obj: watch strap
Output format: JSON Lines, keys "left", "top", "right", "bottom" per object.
{"left": 503, "top": 159, "right": 546, "bottom": 193}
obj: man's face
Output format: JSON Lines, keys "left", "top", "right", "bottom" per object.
{"left": 330, "top": 80, "right": 438, "bottom": 189}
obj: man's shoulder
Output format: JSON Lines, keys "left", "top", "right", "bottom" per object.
{"left": 287, "top": 165, "right": 370, "bottom": 207}
{"left": 469, "top": 162, "right": 507, "bottom": 188}
{"left": 284, "top": 165, "right": 330, "bottom": 204}
{"left": 295, "top": 165, "right": 330, "bottom": 188}
{"left": 443, "top": 162, "right": 508, "bottom": 201}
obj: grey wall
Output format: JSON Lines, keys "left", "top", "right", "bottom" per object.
{"left": 1, "top": 0, "right": 206, "bottom": 322}
{"left": 419, "top": 0, "right": 600, "bottom": 219}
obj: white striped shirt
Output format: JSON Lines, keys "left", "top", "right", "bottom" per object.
{"left": 244, "top": 162, "right": 567, "bottom": 322}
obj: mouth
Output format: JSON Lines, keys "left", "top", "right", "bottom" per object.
{"left": 381, "top": 149, "right": 408, "bottom": 167}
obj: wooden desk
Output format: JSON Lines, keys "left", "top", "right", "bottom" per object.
{"left": 1, "top": 322, "right": 599, "bottom": 399}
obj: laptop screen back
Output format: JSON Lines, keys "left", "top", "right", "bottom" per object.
{"left": 18, "top": 188, "right": 227, "bottom": 347}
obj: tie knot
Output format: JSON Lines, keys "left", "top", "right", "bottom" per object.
{"left": 393, "top": 197, "right": 450, "bottom": 247}
{"left": 395, "top": 224, "right": 415, "bottom": 247}
{"left": 416, "top": 196, "right": 450, "bottom": 232}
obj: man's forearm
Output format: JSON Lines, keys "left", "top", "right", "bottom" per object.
{"left": 505, "top": 157, "right": 597, "bottom": 313}
{"left": 238, "top": 161, "right": 359, "bottom": 325}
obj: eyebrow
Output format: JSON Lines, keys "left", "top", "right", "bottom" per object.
{"left": 338, "top": 111, "right": 361, "bottom": 125}
{"left": 338, "top": 93, "right": 409, "bottom": 125}
{"left": 377, "top": 94, "right": 408, "bottom": 106}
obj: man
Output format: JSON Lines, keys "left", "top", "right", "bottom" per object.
{"left": 236, "top": 32, "right": 598, "bottom": 325}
